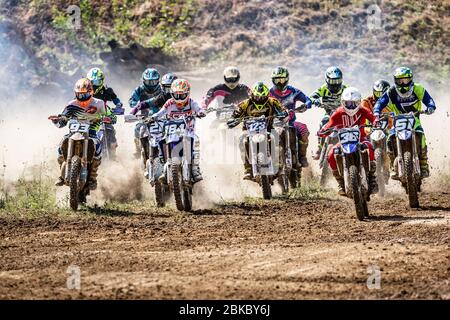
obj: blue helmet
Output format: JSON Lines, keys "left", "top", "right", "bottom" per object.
{"left": 160, "top": 72, "right": 178, "bottom": 94}
{"left": 142, "top": 68, "right": 161, "bottom": 92}
{"left": 325, "top": 66, "right": 343, "bottom": 94}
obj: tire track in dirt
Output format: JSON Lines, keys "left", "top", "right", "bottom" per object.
{"left": 0, "top": 190, "right": 449, "bottom": 299}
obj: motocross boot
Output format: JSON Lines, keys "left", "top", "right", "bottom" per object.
{"left": 332, "top": 169, "right": 346, "bottom": 196}
{"left": 298, "top": 140, "right": 309, "bottom": 168}
{"left": 133, "top": 137, "right": 141, "bottom": 159}
{"left": 191, "top": 165, "right": 203, "bottom": 183}
{"left": 419, "top": 147, "right": 430, "bottom": 179}
{"left": 312, "top": 145, "right": 322, "bottom": 161}
{"left": 368, "top": 160, "right": 379, "bottom": 194}
{"left": 387, "top": 150, "right": 399, "bottom": 180}
{"left": 88, "top": 158, "right": 101, "bottom": 190}
{"left": 55, "top": 155, "right": 65, "bottom": 186}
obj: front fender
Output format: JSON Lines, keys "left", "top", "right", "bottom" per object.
{"left": 341, "top": 143, "right": 358, "bottom": 154}
{"left": 70, "top": 132, "right": 85, "bottom": 141}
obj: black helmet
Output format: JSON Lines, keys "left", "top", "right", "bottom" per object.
{"left": 161, "top": 72, "right": 178, "bottom": 94}
{"left": 372, "top": 80, "right": 390, "bottom": 101}
{"left": 325, "top": 66, "right": 343, "bottom": 94}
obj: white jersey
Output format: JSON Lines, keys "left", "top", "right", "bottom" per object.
{"left": 153, "top": 98, "right": 206, "bottom": 120}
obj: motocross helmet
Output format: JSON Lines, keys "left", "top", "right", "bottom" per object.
{"left": 393, "top": 67, "right": 413, "bottom": 95}
{"left": 74, "top": 78, "right": 94, "bottom": 108}
{"left": 86, "top": 67, "right": 104, "bottom": 94}
{"left": 271, "top": 66, "right": 289, "bottom": 92}
{"left": 224, "top": 66, "right": 240, "bottom": 90}
{"left": 341, "top": 87, "right": 362, "bottom": 117}
{"left": 372, "top": 79, "right": 390, "bottom": 101}
{"left": 161, "top": 72, "right": 178, "bottom": 94}
{"left": 142, "top": 68, "right": 161, "bottom": 92}
{"left": 171, "top": 79, "right": 191, "bottom": 108}
{"left": 250, "top": 82, "right": 270, "bottom": 110}
{"left": 326, "top": 66, "right": 343, "bottom": 94}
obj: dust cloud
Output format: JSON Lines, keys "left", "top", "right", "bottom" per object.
{"left": 0, "top": 54, "right": 448, "bottom": 208}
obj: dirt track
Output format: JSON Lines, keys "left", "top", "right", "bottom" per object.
{"left": 0, "top": 186, "right": 449, "bottom": 300}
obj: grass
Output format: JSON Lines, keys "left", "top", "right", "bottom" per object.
{"left": 0, "top": 162, "right": 56, "bottom": 212}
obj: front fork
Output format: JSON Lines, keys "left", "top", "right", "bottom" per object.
{"left": 335, "top": 146, "right": 369, "bottom": 195}
{"left": 395, "top": 131, "right": 420, "bottom": 180}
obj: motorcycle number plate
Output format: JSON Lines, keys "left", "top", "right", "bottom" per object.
{"left": 219, "top": 111, "right": 233, "bottom": 120}
{"left": 69, "top": 122, "right": 90, "bottom": 133}
{"left": 149, "top": 121, "right": 164, "bottom": 134}
{"left": 379, "top": 119, "right": 389, "bottom": 130}
{"left": 394, "top": 117, "right": 414, "bottom": 131}
{"left": 339, "top": 130, "right": 360, "bottom": 144}
{"left": 247, "top": 121, "right": 266, "bottom": 133}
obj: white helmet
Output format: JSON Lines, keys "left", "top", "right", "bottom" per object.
{"left": 341, "top": 87, "right": 362, "bottom": 117}
{"left": 224, "top": 66, "right": 240, "bottom": 90}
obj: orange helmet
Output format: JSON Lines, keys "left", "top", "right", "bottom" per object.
{"left": 171, "top": 79, "right": 190, "bottom": 108}
{"left": 74, "top": 78, "right": 94, "bottom": 108}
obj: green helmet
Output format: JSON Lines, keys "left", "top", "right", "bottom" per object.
{"left": 393, "top": 67, "right": 413, "bottom": 94}
{"left": 86, "top": 67, "right": 105, "bottom": 92}
{"left": 251, "top": 81, "right": 270, "bottom": 109}
{"left": 271, "top": 66, "right": 289, "bottom": 91}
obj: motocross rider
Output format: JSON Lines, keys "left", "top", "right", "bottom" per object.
{"left": 318, "top": 87, "right": 378, "bottom": 196}
{"left": 130, "top": 72, "right": 178, "bottom": 177}
{"left": 87, "top": 67, "right": 123, "bottom": 159}
{"left": 310, "top": 66, "right": 349, "bottom": 160}
{"left": 52, "top": 78, "right": 110, "bottom": 190}
{"left": 129, "top": 68, "right": 163, "bottom": 158}
{"left": 227, "top": 82, "right": 289, "bottom": 180}
{"left": 202, "top": 66, "right": 250, "bottom": 114}
{"left": 269, "top": 66, "right": 312, "bottom": 169}
{"left": 374, "top": 67, "right": 436, "bottom": 179}
{"left": 150, "top": 79, "right": 206, "bottom": 183}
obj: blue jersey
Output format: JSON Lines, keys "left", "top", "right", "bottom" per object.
{"left": 128, "top": 84, "right": 163, "bottom": 116}
{"left": 269, "top": 85, "right": 312, "bottom": 124}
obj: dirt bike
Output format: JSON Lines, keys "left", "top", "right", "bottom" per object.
{"left": 98, "top": 117, "right": 114, "bottom": 161}
{"left": 98, "top": 106, "right": 123, "bottom": 161}
{"left": 229, "top": 115, "right": 281, "bottom": 200}
{"left": 389, "top": 111, "right": 425, "bottom": 208}
{"left": 273, "top": 117, "right": 293, "bottom": 194}
{"left": 325, "top": 125, "right": 372, "bottom": 220}
{"left": 49, "top": 114, "right": 97, "bottom": 211}
{"left": 315, "top": 99, "right": 340, "bottom": 187}
{"left": 160, "top": 114, "right": 202, "bottom": 211}
{"left": 369, "top": 113, "right": 391, "bottom": 197}
{"left": 125, "top": 114, "right": 170, "bottom": 207}
{"left": 207, "top": 104, "right": 236, "bottom": 128}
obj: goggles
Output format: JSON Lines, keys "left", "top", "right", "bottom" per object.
{"left": 373, "top": 90, "right": 383, "bottom": 99}
{"left": 225, "top": 76, "right": 239, "bottom": 84}
{"left": 394, "top": 77, "right": 412, "bottom": 86}
{"left": 76, "top": 92, "right": 92, "bottom": 101}
{"left": 90, "top": 78, "right": 102, "bottom": 86}
{"left": 172, "top": 92, "right": 189, "bottom": 101}
{"left": 144, "top": 79, "right": 159, "bottom": 87}
{"left": 344, "top": 100, "right": 360, "bottom": 110}
{"left": 273, "top": 77, "right": 288, "bottom": 86}
{"left": 327, "top": 78, "right": 342, "bottom": 85}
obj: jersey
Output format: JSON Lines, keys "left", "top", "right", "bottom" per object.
{"left": 319, "top": 106, "right": 376, "bottom": 140}
{"left": 269, "top": 85, "right": 312, "bottom": 124}
{"left": 232, "top": 97, "right": 288, "bottom": 131}
{"left": 56, "top": 98, "right": 108, "bottom": 134}
{"left": 310, "top": 83, "right": 349, "bottom": 115}
{"left": 202, "top": 83, "right": 250, "bottom": 109}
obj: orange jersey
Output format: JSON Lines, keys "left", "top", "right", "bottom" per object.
{"left": 362, "top": 95, "right": 393, "bottom": 128}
